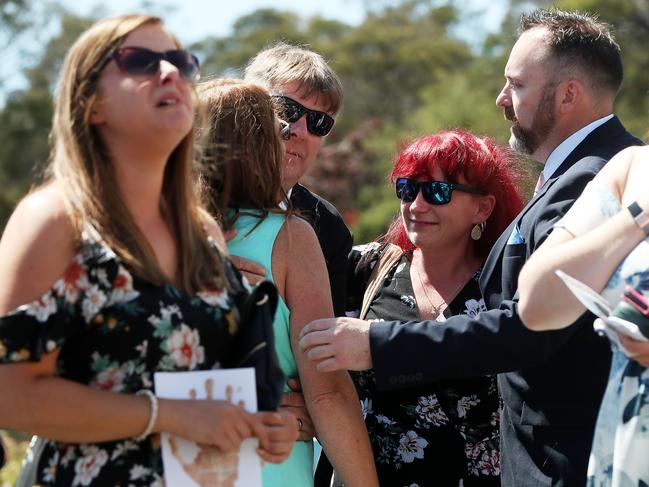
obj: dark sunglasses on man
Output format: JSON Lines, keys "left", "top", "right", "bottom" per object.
{"left": 395, "top": 177, "right": 484, "bottom": 205}
{"left": 273, "top": 95, "right": 335, "bottom": 137}
{"left": 110, "top": 47, "right": 200, "bottom": 81}
{"left": 278, "top": 119, "right": 291, "bottom": 141}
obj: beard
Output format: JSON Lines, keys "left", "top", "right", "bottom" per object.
{"left": 506, "top": 84, "right": 557, "bottom": 156}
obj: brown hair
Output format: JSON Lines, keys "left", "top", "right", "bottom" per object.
{"left": 48, "top": 14, "right": 227, "bottom": 293}
{"left": 195, "top": 78, "right": 286, "bottom": 229}
{"left": 243, "top": 42, "right": 343, "bottom": 114}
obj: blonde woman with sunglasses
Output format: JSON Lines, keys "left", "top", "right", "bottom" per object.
{"left": 0, "top": 15, "right": 296, "bottom": 486}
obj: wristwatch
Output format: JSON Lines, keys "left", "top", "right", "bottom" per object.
{"left": 627, "top": 201, "right": 649, "bottom": 236}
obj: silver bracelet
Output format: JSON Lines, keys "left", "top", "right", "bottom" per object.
{"left": 135, "top": 389, "right": 158, "bottom": 442}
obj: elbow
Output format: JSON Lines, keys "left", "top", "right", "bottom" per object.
{"left": 518, "top": 294, "right": 544, "bottom": 331}
{"left": 518, "top": 278, "right": 551, "bottom": 331}
{"left": 308, "top": 389, "right": 350, "bottom": 411}
{"left": 518, "top": 263, "right": 548, "bottom": 331}
{"left": 306, "top": 380, "right": 362, "bottom": 420}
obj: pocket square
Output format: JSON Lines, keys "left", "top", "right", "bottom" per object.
{"left": 507, "top": 224, "right": 525, "bottom": 245}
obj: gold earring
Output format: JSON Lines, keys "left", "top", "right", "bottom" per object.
{"left": 471, "top": 221, "right": 486, "bottom": 240}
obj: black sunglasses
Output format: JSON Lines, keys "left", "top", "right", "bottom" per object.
{"left": 395, "top": 177, "right": 484, "bottom": 205}
{"left": 273, "top": 95, "right": 335, "bottom": 137}
{"left": 112, "top": 47, "right": 200, "bottom": 81}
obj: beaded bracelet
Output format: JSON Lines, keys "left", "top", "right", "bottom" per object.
{"left": 135, "top": 389, "right": 158, "bottom": 442}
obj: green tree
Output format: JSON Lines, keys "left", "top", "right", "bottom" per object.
{"left": 0, "top": 11, "right": 93, "bottom": 229}
{"left": 193, "top": 9, "right": 306, "bottom": 79}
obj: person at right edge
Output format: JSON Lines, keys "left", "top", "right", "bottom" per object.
{"left": 298, "top": 9, "right": 644, "bottom": 486}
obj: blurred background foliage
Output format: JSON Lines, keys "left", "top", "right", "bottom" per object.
{"left": 0, "top": 0, "right": 647, "bottom": 243}
{"left": 0, "top": 0, "right": 648, "bottom": 481}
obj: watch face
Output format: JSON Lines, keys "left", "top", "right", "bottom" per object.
{"left": 628, "top": 202, "right": 649, "bottom": 235}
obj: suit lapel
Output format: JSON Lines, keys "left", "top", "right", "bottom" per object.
{"left": 480, "top": 117, "right": 626, "bottom": 292}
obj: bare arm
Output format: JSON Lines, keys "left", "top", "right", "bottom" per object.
{"left": 0, "top": 188, "right": 274, "bottom": 455}
{"left": 519, "top": 146, "right": 649, "bottom": 330}
{"left": 275, "top": 217, "right": 378, "bottom": 487}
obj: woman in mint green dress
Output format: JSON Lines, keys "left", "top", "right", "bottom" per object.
{"left": 196, "top": 79, "right": 378, "bottom": 487}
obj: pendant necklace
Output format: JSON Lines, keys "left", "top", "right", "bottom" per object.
{"left": 414, "top": 264, "right": 467, "bottom": 320}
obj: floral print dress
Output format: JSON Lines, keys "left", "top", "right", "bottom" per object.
{"left": 347, "top": 243, "right": 501, "bottom": 487}
{"left": 0, "top": 229, "right": 248, "bottom": 486}
{"left": 555, "top": 181, "right": 649, "bottom": 487}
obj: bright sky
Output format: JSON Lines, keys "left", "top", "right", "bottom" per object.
{"left": 0, "top": 0, "right": 507, "bottom": 104}
{"left": 60, "top": 0, "right": 507, "bottom": 45}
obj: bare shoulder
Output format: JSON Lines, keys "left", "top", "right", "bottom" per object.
{"left": 609, "top": 146, "right": 649, "bottom": 206}
{"left": 279, "top": 216, "right": 326, "bottom": 272}
{"left": 276, "top": 215, "right": 321, "bottom": 260}
{"left": 283, "top": 215, "right": 318, "bottom": 243}
{"left": 592, "top": 146, "right": 646, "bottom": 201}
{"left": 625, "top": 145, "right": 649, "bottom": 172}
{"left": 0, "top": 185, "right": 77, "bottom": 312}
{"left": 272, "top": 215, "right": 324, "bottom": 292}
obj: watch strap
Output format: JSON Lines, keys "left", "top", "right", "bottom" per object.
{"left": 628, "top": 201, "right": 649, "bottom": 236}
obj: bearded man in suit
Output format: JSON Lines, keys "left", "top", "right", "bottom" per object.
{"left": 299, "top": 9, "right": 644, "bottom": 486}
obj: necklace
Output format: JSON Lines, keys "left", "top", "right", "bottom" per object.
{"left": 413, "top": 263, "right": 468, "bottom": 320}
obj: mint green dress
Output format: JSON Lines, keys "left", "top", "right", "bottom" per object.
{"left": 227, "top": 212, "right": 314, "bottom": 487}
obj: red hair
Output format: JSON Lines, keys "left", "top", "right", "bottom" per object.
{"left": 384, "top": 130, "right": 525, "bottom": 257}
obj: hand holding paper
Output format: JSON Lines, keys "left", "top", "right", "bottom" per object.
{"left": 555, "top": 270, "right": 649, "bottom": 355}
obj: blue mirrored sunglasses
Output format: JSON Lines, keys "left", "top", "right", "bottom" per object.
{"left": 395, "top": 177, "right": 484, "bottom": 205}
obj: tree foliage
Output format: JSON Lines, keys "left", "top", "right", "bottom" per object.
{"left": 0, "top": 0, "right": 647, "bottom": 240}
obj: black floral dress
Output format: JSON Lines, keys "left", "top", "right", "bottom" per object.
{"left": 347, "top": 243, "right": 501, "bottom": 487}
{"left": 0, "top": 230, "right": 248, "bottom": 486}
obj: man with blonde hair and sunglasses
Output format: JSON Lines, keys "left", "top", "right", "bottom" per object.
{"left": 242, "top": 42, "right": 353, "bottom": 486}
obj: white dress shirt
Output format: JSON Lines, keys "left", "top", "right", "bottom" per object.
{"left": 540, "top": 114, "right": 614, "bottom": 185}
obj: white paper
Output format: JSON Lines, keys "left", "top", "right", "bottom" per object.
{"left": 555, "top": 270, "right": 649, "bottom": 347}
{"left": 154, "top": 368, "right": 262, "bottom": 487}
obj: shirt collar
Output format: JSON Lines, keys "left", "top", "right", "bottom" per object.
{"left": 542, "top": 114, "right": 614, "bottom": 180}
{"left": 278, "top": 186, "right": 293, "bottom": 210}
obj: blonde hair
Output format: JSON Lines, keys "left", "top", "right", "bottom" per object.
{"left": 243, "top": 42, "right": 343, "bottom": 114}
{"left": 195, "top": 78, "right": 285, "bottom": 229}
{"left": 48, "top": 14, "right": 227, "bottom": 293}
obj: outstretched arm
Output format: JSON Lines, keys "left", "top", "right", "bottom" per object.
{"left": 300, "top": 157, "right": 614, "bottom": 388}
{"left": 300, "top": 303, "right": 577, "bottom": 388}
{"left": 519, "top": 146, "right": 649, "bottom": 331}
{"left": 279, "top": 217, "right": 378, "bottom": 487}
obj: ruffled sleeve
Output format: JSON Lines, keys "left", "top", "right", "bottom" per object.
{"left": 0, "top": 246, "right": 118, "bottom": 364}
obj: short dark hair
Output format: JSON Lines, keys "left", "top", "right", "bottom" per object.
{"left": 520, "top": 8, "right": 623, "bottom": 95}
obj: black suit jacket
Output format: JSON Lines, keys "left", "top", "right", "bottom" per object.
{"left": 369, "top": 117, "right": 643, "bottom": 486}
{"left": 290, "top": 183, "right": 353, "bottom": 317}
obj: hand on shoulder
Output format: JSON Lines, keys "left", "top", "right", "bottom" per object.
{"left": 0, "top": 185, "right": 77, "bottom": 313}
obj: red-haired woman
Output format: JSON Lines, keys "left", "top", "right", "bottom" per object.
{"left": 343, "top": 130, "right": 524, "bottom": 486}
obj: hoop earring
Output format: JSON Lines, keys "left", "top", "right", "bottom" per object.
{"left": 471, "top": 221, "right": 486, "bottom": 241}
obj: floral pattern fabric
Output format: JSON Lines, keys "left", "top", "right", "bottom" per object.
{"left": 346, "top": 243, "right": 501, "bottom": 487}
{"left": 556, "top": 181, "right": 649, "bottom": 487}
{"left": 0, "top": 231, "right": 247, "bottom": 486}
